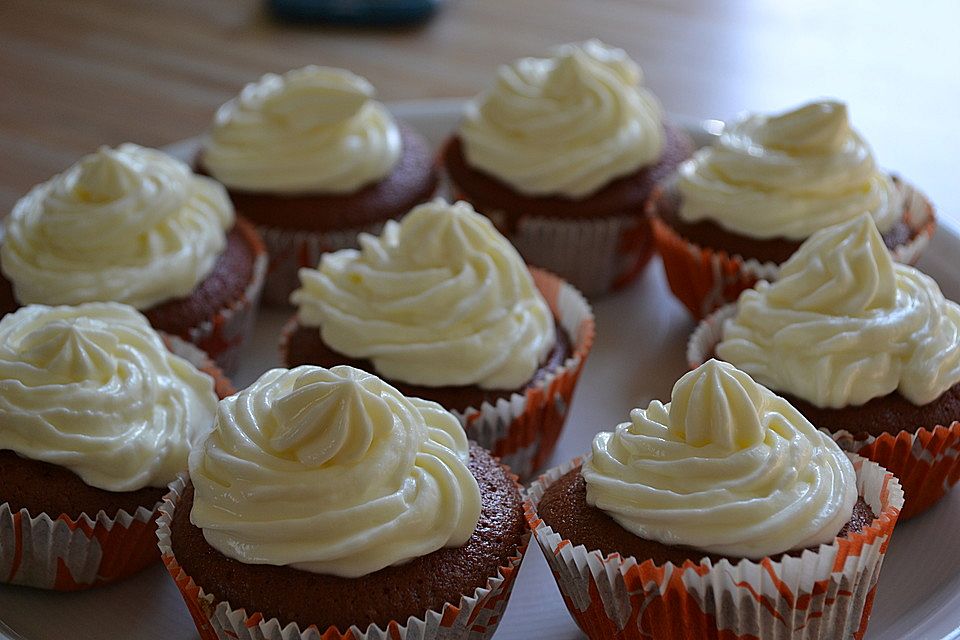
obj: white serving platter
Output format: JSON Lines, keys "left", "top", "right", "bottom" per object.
{"left": 1, "top": 100, "right": 959, "bottom": 640}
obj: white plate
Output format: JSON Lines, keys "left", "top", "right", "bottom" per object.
{"left": 2, "top": 100, "right": 959, "bottom": 640}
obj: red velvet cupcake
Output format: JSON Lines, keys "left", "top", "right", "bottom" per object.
{"left": 651, "top": 100, "right": 935, "bottom": 318}
{"left": 0, "top": 303, "right": 230, "bottom": 590}
{"left": 285, "top": 199, "right": 594, "bottom": 478}
{"left": 689, "top": 214, "right": 960, "bottom": 519}
{"left": 527, "top": 360, "right": 904, "bottom": 640}
{"left": 158, "top": 364, "right": 528, "bottom": 639}
{"left": 197, "top": 66, "right": 438, "bottom": 306}
{"left": 442, "top": 40, "right": 692, "bottom": 297}
{"left": 0, "top": 143, "right": 266, "bottom": 373}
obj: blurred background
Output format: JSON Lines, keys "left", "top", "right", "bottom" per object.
{"left": 1, "top": 0, "right": 959, "bottom": 224}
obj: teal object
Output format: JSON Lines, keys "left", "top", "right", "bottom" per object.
{"left": 269, "top": 0, "right": 441, "bottom": 25}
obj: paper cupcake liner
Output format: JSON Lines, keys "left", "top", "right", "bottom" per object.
{"left": 0, "top": 499, "right": 161, "bottom": 591}
{"left": 187, "top": 216, "right": 268, "bottom": 375}
{"left": 651, "top": 179, "right": 937, "bottom": 320}
{"left": 689, "top": 305, "right": 960, "bottom": 520}
{"left": 157, "top": 475, "right": 530, "bottom": 640}
{"left": 281, "top": 268, "right": 595, "bottom": 479}
{"left": 449, "top": 187, "right": 653, "bottom": 299}
{"left": 525, "top": 454, "right": 904, "bottom": 640}
{"left": 0, "top": 335, "right": 232, "bottom": 591}
{"left": 256, "top": 221, "right": 387, "bottom": 308}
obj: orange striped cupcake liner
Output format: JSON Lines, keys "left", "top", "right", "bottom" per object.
{"left": 651, "top": 179, "right": 937, "bottom": 320}
{"left": 689, "top": 305, "right": 960, "bottom": 520}
{"left": 187, "top": 216, "right": 267, "bottom": 375}
{"left": 280, "top": 267, "right": 595, "bottom": 480}
{"left": 0, "top": 337, "right": 232, "bottom": 590}
{"left": 526, "top": 454, "right": 904, "bottom": 640}
{"left": 157, "top": 475, "right": 530, "bottom": 640}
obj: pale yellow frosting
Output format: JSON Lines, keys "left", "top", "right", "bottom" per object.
{"left": 0, "top": 303, "right": 218, "bottom": 492}
{"left": 189, "top": 365, "right": 481, "bottom": 578}
{"left": 718, "top": 214, "right": 960, "bottom": 408}
{"left": 677, "top": 101, "right": 902, "bottom": 240}
{"left": 291, "top": 199, "right": 556, "bottom": 390}
{"left": 582, "top": 359, "right": 857, "bottom": 559}
{"left": 202, "top": 66, "right": 401, "bottom": 193}
{"left": 460, "top": 40, "right": 665, "bottom": 198}
{"left": 1, "top": 144, "right": 234, "bottom": 310}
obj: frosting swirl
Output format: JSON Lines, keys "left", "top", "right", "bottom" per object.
{"left": 189, "top": 365, "right": 481, "bottom": 577}
{"left": 291, "top": 199, "right": 556, "bottom": 389}
{"left": 582, "top": 359, "right": 857, "bottom": 559}
{"left": 1, "top": 144, "right": 233, "bottom": 310}
{"left": 459, "top": 40, "right": 665, "bottom": 198}
{"left": 202, "top": 66, "right": 401, "bottom": 193}
{"left": 677, "top": 100, "right": 902, "bottom": 240}
{"left": 717, "top": 214, "right": 960, "bottom": 408}
{"left": 0, "top": 303, "right": 217, "bottom": 492}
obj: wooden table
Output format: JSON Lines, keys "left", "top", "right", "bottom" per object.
{"left": 2, "top": 0, "right": 959, "bottom": 228}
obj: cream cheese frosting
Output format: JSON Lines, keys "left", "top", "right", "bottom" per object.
{"left": 0, "top": 303, "right": 217, "bottom": 492}
{"left": 717, "top": 214, "right": 960, "bottom": 408}
{"left": 201, "top": 66, "right": 401, "bottom": 193}
{"left": 677, "top": 100, "right": 903, "bottom": 240}
{"left": 582, "top": 359, "right": 857, "bottom": 559}
{"left": 189, "top": 365, "right": 481, "bottom": 577}
{"left": 459, "top": 39, "right": 665, "bottom": 198}
{"left": 291, "top": 198, "right": 556, "bottom": 390}
{"left": 1, "top": 144, "right": 234, "bottom": 310}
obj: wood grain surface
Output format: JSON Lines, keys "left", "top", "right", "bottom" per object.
{"left": 2, "top": 0, "right": 958, "bottom": 227}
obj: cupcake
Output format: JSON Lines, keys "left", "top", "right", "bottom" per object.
{"left": 285, "top": 198, "right": 595, "bottom": 477}
{"left": 198, "top": 66, "right": 438, "bottom": 306}
{"left": 527, "top": 359, "right": 903, "bottom": 640}
{"left": 651, "top": 100, "right": 936, "bottom": 318}
{"left": 442, "top": 40, "right": 693, "bottom": 297}
{"left": 0, "top": 144, "right": 267, "bottom": 373}
{"left": 0, "top": 303, "right": 227, "bottom": 590}
{"left": 690, "top": 214, "right": 960, "bottom": 519}
{"left": 158, "top": 364, "right": 528, "bottom": 639}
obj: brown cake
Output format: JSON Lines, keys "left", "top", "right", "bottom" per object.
{"left": 168, "top": 443, "right": 525, "bottom": 632}
{"left": 0, "top": 218, "right": 263, "bottom": 358}
{"left": 282, "top": 318, "right": 572, "bottom": 413}
{"left": 198, "top": 123, "right": 437, "bottom": 234}
{"left": 444, "top": 123, "right": 692, "bottom": 228}
{"left": 0, "top": 450, "right": 168, "bottom": 521}
{"left": 651, "top": 180, "right": 917, "bottom": 265}
{"left": 538, "top": 465, "right": 876, "bottom": 567}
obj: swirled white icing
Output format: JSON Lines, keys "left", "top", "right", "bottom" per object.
{"left": 291, "top": 198, "right": 556, "bottom": 389}
{"left": 189, "top": 365, "right": 481, "bottom": 577}
{"left": 202, "top": 66, "right": 401, "bottom": 193}
{"left": 677, "top": 100, "right": 902, "bottom": 240}
{"left": 459, "top": 40, "right": 665, "bottom": 198}
{"left": 717, "top": 214, "right": 960, "bottom": 407}
{"left": 582, "top": 359, "right": 857, "bottom": 559}
{"left": 1, "top": 144, "right": 233, "bottom": 310}
{"left": 0, "top": 303, "right": 218, "bottom": 492}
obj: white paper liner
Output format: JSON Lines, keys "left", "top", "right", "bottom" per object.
{"left": 482, "top": 210, "right": 652, "bottom": 298}
{"left": 157, "top": 476, "right": 530, "bottom": 640}
{"left": 526, "top": 454, "right": 904, "bottom": 640}
{"left": 186, "top": 220, "right": 267, "bottom": 375}
{"left": 257, "top": 221, "right": 387, "bottom": 308}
